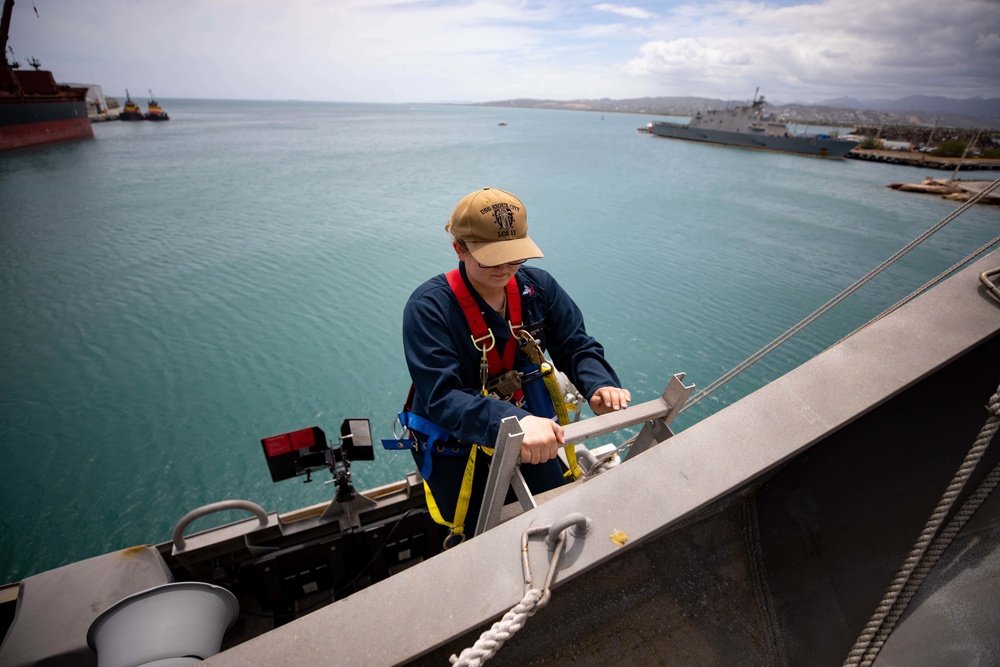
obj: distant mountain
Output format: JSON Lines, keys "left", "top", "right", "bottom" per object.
{"left": 477, "top": 95, "right": 1000, "bottom": 130}
{"left": 819, "top": 97, "right": 866, "bottom": 109}
{"left": 478, "top": 96, "right": 733, "bottom": 116}
{"left": 818, "top": 95, "right": 1000, "bottom": 124}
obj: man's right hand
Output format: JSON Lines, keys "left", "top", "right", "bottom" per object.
{"left": 518, "top": 415, "right": 565, "bottom": 464}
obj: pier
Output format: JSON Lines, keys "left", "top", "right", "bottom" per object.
{"left": 888, "top": 177, "right": 1000, "bottom": 205}
{"left": 848, "top": 149, "right": 1000, "bottom": 171}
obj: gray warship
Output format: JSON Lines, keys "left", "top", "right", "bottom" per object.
{"left": 647, "top": 90, "right": 858, "bottom": 158}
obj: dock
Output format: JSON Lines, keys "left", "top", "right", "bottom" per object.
{"left": 888, "top": 177, "right": 1000, "bottom": 205}
{"left": 848, "top": 148, "right": 1000, "bottom": 171}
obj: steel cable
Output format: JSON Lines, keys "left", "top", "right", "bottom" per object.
{"left": 681, "top": 177, "right": 1000, "bottom": 413}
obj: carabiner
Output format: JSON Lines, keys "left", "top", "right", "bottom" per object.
{"left": 472, "top": 330, "right": 496, "bottom": 395}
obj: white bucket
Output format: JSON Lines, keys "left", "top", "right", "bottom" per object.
{"left": 87, "top": 582, "right": 239, "bottom": 667}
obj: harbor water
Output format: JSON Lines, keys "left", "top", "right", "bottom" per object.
{"left": 1, "top": 100, "right": 997, "bottom": 584}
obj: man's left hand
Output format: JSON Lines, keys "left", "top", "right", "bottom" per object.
{"left": 589, "top": 387, "right": 631, "bottom": 415}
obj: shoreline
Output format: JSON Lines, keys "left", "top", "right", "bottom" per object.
{"left": 847, "top": 148, "right": 1000, "bottom": 171}
{"left": 888, "top": 177, "right": 1000, "bottom": 205}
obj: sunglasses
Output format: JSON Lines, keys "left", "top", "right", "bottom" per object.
{"left": 477, "top": 259, "right": 528, "bottom": 269}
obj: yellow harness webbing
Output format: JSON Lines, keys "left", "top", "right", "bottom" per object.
{"left": 423, "top": 378, "right": 578, "bottom": 548}
{"left": 539, "top": 362, "right": 581, "bottom": 479}
{"left": 423, "top": 444, "right": 479, "bottom": 549}
{"left": 422, "top": 273, "right": 581, "bottom": 546}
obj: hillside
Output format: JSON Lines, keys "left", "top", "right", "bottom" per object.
{"left": 476, "top": 95, "right": 1000, "bottom": 130}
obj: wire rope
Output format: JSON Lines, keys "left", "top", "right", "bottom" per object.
{"left": 681, "top": 177, "right": 1000, "bottom": 413}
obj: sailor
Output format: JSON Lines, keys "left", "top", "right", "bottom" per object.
{"left": 400, "top": 187, "right": 631, "bottom": 545}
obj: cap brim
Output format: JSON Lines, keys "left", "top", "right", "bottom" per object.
{"left": 466, "top": 236, "right": 544, "bottom": 266}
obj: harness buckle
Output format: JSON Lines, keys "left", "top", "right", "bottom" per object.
{"left": 444, "top": 526, "right": 467, "bottom": 550}
{"left": 485, "top": 369, "right": 522, "bottom": 402}
{"left": 470, "top": 330, "right": 496, "bottom": 353}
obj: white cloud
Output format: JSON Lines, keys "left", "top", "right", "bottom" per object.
{"left": 623, "top": 0, "right": 1000, "bottom": 100}
{"left": 593, "top": 4, "right": 656, "bottom": 20}
{"left": 976, "top": 33, "right": 1000, "bottom": 52}
{"left": 6, "top": 0, "right": 999, "bottom": 103}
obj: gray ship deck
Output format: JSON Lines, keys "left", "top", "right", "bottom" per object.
{"left": 205, "top": 250, "right": 1000, "bottom": 666}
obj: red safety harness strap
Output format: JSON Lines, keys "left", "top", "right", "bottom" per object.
{"left": 445, "top": 268, "right": 522, "bottom": 378}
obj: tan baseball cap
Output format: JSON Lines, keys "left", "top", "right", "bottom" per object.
{"left": 446, "top": 187, "right": 544, "bottom": 266}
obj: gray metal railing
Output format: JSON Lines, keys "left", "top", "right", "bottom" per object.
{"left": 475, "top": 373, "right": 694, "bottom": 535}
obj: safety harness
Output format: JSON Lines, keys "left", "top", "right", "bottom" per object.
{"left": 383, "top": 268, "right": 578, "bottom": 548}
{"left": 446, "top": 268, "right": 525, "bottom": 399}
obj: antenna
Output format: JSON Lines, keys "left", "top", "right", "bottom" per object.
{"left": 0, "top": 0, "right": 13, "bottom": 64}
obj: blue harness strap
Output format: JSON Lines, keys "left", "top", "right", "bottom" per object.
{"left": 380, "top": 411, "right": 463, "bottom": 479}
{"left": 518, "top": 364, "right": 557, "bottom": 420}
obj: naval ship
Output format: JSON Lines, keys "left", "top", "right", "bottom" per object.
{"left": 646, "top": 89, "right": 858, "bottom": 158}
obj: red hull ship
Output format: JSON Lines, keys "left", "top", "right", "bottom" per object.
{"left": 0, "top": 0, "right": 93, "bottom": 151}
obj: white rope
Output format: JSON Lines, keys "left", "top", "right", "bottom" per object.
{"left": 449, "top": 588, "right": 544, "bottom": 667}
{"left": 449, "top": 516, "right": 588, "bottom": 666}
{"left": 843, "top": 384, "right": 1000, "bottom": 667}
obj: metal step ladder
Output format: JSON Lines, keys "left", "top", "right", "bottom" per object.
{"left": 474, "top": 373, "right": 694, "bottom": 535}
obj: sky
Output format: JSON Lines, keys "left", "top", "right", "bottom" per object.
{"left": 4, "top": 0, "right": 999, "bottom": 104}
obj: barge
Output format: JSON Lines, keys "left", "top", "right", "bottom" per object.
{"left": 0, "top": 0, "right": 93, "bottom": 151}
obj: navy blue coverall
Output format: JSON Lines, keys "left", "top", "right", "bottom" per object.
{"left": 402, "top": 262, "right": 622, "bottom": 534}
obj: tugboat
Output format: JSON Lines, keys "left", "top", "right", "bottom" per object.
{"left": 143, "top": 89, "right": 169, "bottom": 121}
{"left": 118, "top": 89, "right": 144, "bottom": 121}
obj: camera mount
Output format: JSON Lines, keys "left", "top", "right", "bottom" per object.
{"left": 260, "top": 419, "right": 377, "bottom": 529}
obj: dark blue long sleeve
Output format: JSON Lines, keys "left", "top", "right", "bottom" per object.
{"left": 402, "top": 264, "right": 621, "bottom": 447}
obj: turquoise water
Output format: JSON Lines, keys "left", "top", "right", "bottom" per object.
{"left": 1, "top": 100, "right": 996, "bottom": 583}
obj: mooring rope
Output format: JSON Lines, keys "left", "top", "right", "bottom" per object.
{"left": 448, "top": 588, "right": 544, "bottom": 667}
{"left": 681, "top": 176, "right": 1000, "bottom": 413}
{"left": 449, "top": 515, "right": 590, "bottom": 666}
{"left": 843, "top": 383, "right": 1000, "bottom": 667}
{"left": 859, "top": 460, "right": 1000, "bottom": 665}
